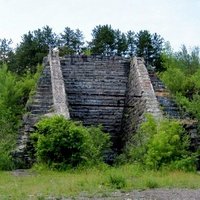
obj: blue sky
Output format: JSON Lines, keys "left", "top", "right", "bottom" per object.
{"left": 0, "top": 0, "right": 199, "bottom": 51}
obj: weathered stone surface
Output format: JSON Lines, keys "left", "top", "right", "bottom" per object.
{"left": 121, "top": 57, "right": 162, "bottom": 144}
{"left": 13, "top": 66, "right": 54, "bottom": 168}
{"left": 49, "top": 52, "right": 70, "bottom": 118}
{"left": 15, "top": 54, "right": 200, "bottom": 168}
{"left": 60, "top": 56, "right": 130, "bottom": 143}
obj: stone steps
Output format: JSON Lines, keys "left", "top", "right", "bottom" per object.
{"left": 148, "top": 72, "right": 181, "bottom": 119}
{"left": 148, "top": 70, "right": 200, "bottom": 150}
{"left": 61, "top": 58, "right": 130, "bottom": 135}
{"left": 13, "top": 65, "right": 54, "bottom": 168}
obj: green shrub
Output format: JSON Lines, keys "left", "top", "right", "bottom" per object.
{"left": 168, "top": 155, "right": 197, "bottom": 172}
{"left": 120, "top": 114, "right": 197, "bottom": 171}
{"left": 31, "top": 115, "right": 111, "bottom": 169}
{"left": 160, "top": 47, "right": 200, "bottom": 121}
{"left": 0, "top": 64, "right": 43, "bottom": 170}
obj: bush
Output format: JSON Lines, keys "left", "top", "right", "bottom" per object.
{"left": 168, "top": 155, "right": 197, "bottom": 172}
{"left": 0, "top": 64, "right": 42, "bottom": 170}
{"left": 120, "top": 114, "right": 197, "bottom": 171}
{"left": 160, "top": 47, "right": 200, "bottom": 120}
{"left": 31, "top": 115, "right": 111, "bottom": 169}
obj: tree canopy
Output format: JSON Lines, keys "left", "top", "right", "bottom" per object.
{"left": 1, "top": 24, "right": 165, "bottom": 74}
{"left": 59, "top": 27, "right": 84, "bottom": 55}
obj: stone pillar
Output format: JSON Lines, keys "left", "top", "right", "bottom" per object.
{"left": 49, "top": 50, "right": 70, "bottom": 118}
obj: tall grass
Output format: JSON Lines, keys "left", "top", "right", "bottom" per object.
{"left": 0, "top": 164, "right": 200, "bottom": 199}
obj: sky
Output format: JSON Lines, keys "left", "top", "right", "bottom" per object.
{"left": 0, "top": 0, "right": 199, "bottom": 51}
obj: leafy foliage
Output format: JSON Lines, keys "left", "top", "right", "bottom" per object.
{"left": 0, "top": 63, "right": 42, "bottom": 170}
{"left": 11, "top": 26, "right": 58, "bottom": 74}
{"left": 0, "top": 38, "right": 13, "bottom": 64}
{"left": 90, "top": 25, "right": 116, "bottom": 55}
{"left": 160, "top": 46, "right": 200, "bottom": 120}
{"left": 120, "top": 114, "right": 197, "bottom": 171}
{"left": 59, "top": 27, "right": 84, "bottom": 55}
{"left": 1, "top": 25, "right": 165, "bottom": 75}
{"left": 90, "top": 26, "right": 164, "bottom": 69}
{"left": 31, "top": 115, "right": 111, "bottom": 169}
{"left": 126, "top": 30, "right": 135, "bottom": 56}
{"left": 134, "top": 30, "right": 164, "bottom": 70}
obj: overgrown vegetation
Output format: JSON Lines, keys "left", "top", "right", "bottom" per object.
{"left": 0, "top": 64, "right": 42, "bottom": 170}
{"left": 118, "top": 114, "right": 197, "bottom": 171}
{"left": 160, "top": 45, "right": 200, "bottom": 121}
{"left": 30, "top": 114, "right": 198, "bottom": 172}
{"left": 31, "top": 115, "right": 111, "bottom": 170}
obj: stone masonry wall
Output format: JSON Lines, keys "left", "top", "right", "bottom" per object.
{"left": 121, "top": 57, "right": 162, "bottom": 142}
{"left": 13, "top": 55, "right": 162, "bottom": 167}
{"left": 13, "top": 65, "right": 54, "bottom": 168}
{"left": 13, "top": 51, "right": 70, "bottom": 168}
{"left": 60, "top": 55, "right": 130, "bottom": 146}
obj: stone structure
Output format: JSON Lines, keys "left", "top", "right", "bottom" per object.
{"left": 13, "top": 52, "right": 199, "bottom": 168}
{"left": 13, "top": 65, "right": 54, "bottom": 167}
{"left": 49, "top": 50, "right": 70, "bottom": 118}
{"left": 121, "top": 57, "right": 162, "bottom": 143}
{"left": 148, "top": 69, "right": 200, "bottom": 151}
{"left": 60, "top": 55, "right": 130, "bottom": 141}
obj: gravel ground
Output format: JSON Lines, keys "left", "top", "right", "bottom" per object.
{"left": 59, "top": 189, "right": 200, "bottom": 200}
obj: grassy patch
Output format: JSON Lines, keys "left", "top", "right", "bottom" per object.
{"left": 0, "top": 164, "right": 200, "bottom": 199}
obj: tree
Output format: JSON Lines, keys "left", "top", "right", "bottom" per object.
{"left": 126, "top": 31, "right": 135, "bottom": 56}
{"left": 134, "top": 30, "right": 153, "bottom": 65}
{"left": 90, "top": 25, "right": 116, "bottom": 55}
{"left": 60, "top": 27, "right": 84, "bottom": 55}
{"left": 134, "top": 30, "right": 164, "bottom": 70}
{"left": 114, "top": 30, "right": 128, "bottom": 56}
{"left": 151, "top": 33, "right": 164, "bottom": 70}
{"left": 175, "top": 45, "right": 200, "bottom": 75}
{"left": 161, "top": 46, "right": 200, "bottom": 121}
{"left": 122, "top": 114, "right": 197, "bottom": 171}
{"left": 31, "top": 116, "right": 111, "bottom": 169}
{"left": 0, "top": 38, "right": 13, "bottom": 64}
{"left": 13, "top": 26, "right": 58, "bottom": 74}
{"left": 0, "top": 63, "right": 39, "bottom": 170}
